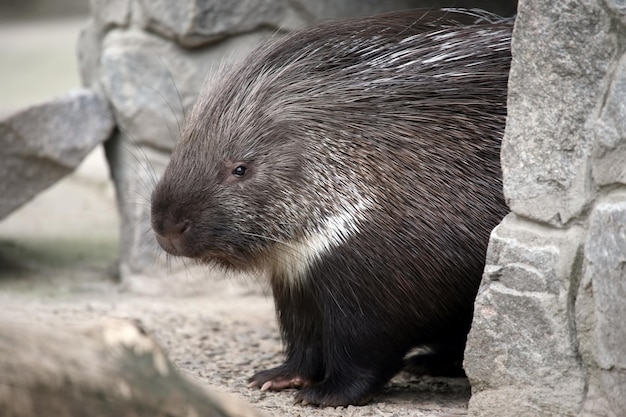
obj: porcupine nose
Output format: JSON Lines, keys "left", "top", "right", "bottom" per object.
{"left": 153, "top": 215, "right": 191, "bottom": 255}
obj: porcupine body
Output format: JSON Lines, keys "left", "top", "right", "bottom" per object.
{"left": 151, "top": 8, "right": 512, "bottom": 406}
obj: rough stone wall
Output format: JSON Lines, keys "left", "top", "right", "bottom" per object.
{"left": 79, "top": 0, "right": 516, "bottom": 280}
{"left": 464, "top": 0, "right": 626, "bottom": 416}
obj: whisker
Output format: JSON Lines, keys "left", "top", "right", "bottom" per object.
{"left": 141, "top": 83, "right": 182, "bottom": 143}
{"left": 238, "top": 231, "right": 298, "bottom": 251}
{"left": 116, "top": 130, "right": 161, "bottom": 192}
{"left": 155, "top": 52, "right": 186, "bottom": 130}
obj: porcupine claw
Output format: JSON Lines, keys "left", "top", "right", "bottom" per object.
{"left": 248, "top": 366, "right": 310, "bottom": 392}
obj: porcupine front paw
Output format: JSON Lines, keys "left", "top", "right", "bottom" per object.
{"left": 248, "top": 363, "right": 313, "bottom": 392}
{"left": 294, "top": 377, "right": 375, "bottom": 407}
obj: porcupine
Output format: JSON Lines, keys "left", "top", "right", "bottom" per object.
{"left": 151, "top": 8, "right": 512, "bottom": 407}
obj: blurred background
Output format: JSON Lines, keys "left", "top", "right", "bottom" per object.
{"left": 1, "top": 0, "right": 88, "bottom": 107}
{"left": 0, "top": 0, "right": 88, "bottom": 21}
{"left": 0, "top": 0, "right": 118, "bottom": 292}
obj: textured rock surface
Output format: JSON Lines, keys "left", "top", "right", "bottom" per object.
{"left": 501, "top": 0, "right": 615, "bottom": 226}
{"left": 99, "top": 28, "right": 265, "bottom": 151}
{"left": 592, "top": 53, "right": 626, "bottom": 186}
{"left": 136, "top": 0, "right": 472, "bottom": 47}
{"left": 466, "top": 0, "right": 626, "bottom": 416}
{"left": 465, "top": 215, "right": 586, "bottom": 416}
{"left": 91, "top": 0, "right": 131, "bottom": 28}
{"left": 138, "top": 0, "right": 295, "bottom": 47}
{"left": 580, "top": 201, "right": 626, "bottom": 416}
{"left": 0, "top": 89, "right": 114, "bottom": 221}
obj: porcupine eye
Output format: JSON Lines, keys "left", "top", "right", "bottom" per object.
{"left": 232, "top": 165, "right": 247, "bottom": 177}
{"left": 224, "top": 162, "right": 251, "bottom": 184}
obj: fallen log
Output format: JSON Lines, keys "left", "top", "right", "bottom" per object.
{"left": 0, "top": 318, "right": 266, "bottom": 417}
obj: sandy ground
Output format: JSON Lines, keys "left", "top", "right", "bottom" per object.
{"left": 0, "top": 18, "right": 470, "bottom": 416}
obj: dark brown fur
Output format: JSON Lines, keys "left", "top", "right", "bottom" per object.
{"left": 151, "top": 9, "right": 512, "bottom": 406}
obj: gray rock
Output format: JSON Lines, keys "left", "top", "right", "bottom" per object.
{"left": 104, "top": 132, "right": 172, "bottom": 277}
{"left": 580, "top": 201, "right": 626, "bottom": 416}
{"left": 592, "top": 54, "right": 626, "bottom": 186}
{"left": 77, "top": 20, "right": 105, "bottom": 89}
{"left": 136, "top": 0, "right": 444, "bottom": 48}
{"left": 469, "top": 1, "right": 626, "bottom": 415}
{"left": 90, "top": 0, "right": 131, "bottom": 28}
{"left": 99, "top": 28, "right": 269, "bottom": 151}
{"left": 138, "top": 0, "right": 293, "bottom": 47}
{"left": 285, "top": 0, "right": 429, "bottom": 22}
{"left": 604, "top": 0, "right": 626, "bottom": 23}
{"left": 99, "top": 29, "right": 194, "bottom": 152}
{"left": 78, "top": 0, "right": 132, "bottom": 90}
{"left": 465, "top": 214, "right": 586, "bottom": 417}
{"left": 0, "top": 89, "right": 114, "bottom": 221}
{"left": 501, "top": 0, "right": 615, "bottom": 226}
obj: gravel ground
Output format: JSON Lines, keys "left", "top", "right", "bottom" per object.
{"left": 0, "top": 17, "right": 471, "bottom": 417}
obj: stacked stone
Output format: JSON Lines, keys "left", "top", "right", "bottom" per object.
{"left": 464, "top": 1, "right": 626, "bottom": 416}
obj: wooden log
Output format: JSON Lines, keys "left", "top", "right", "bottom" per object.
{"left": 0, "top": 318, "right": 266, "bottom": 417}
